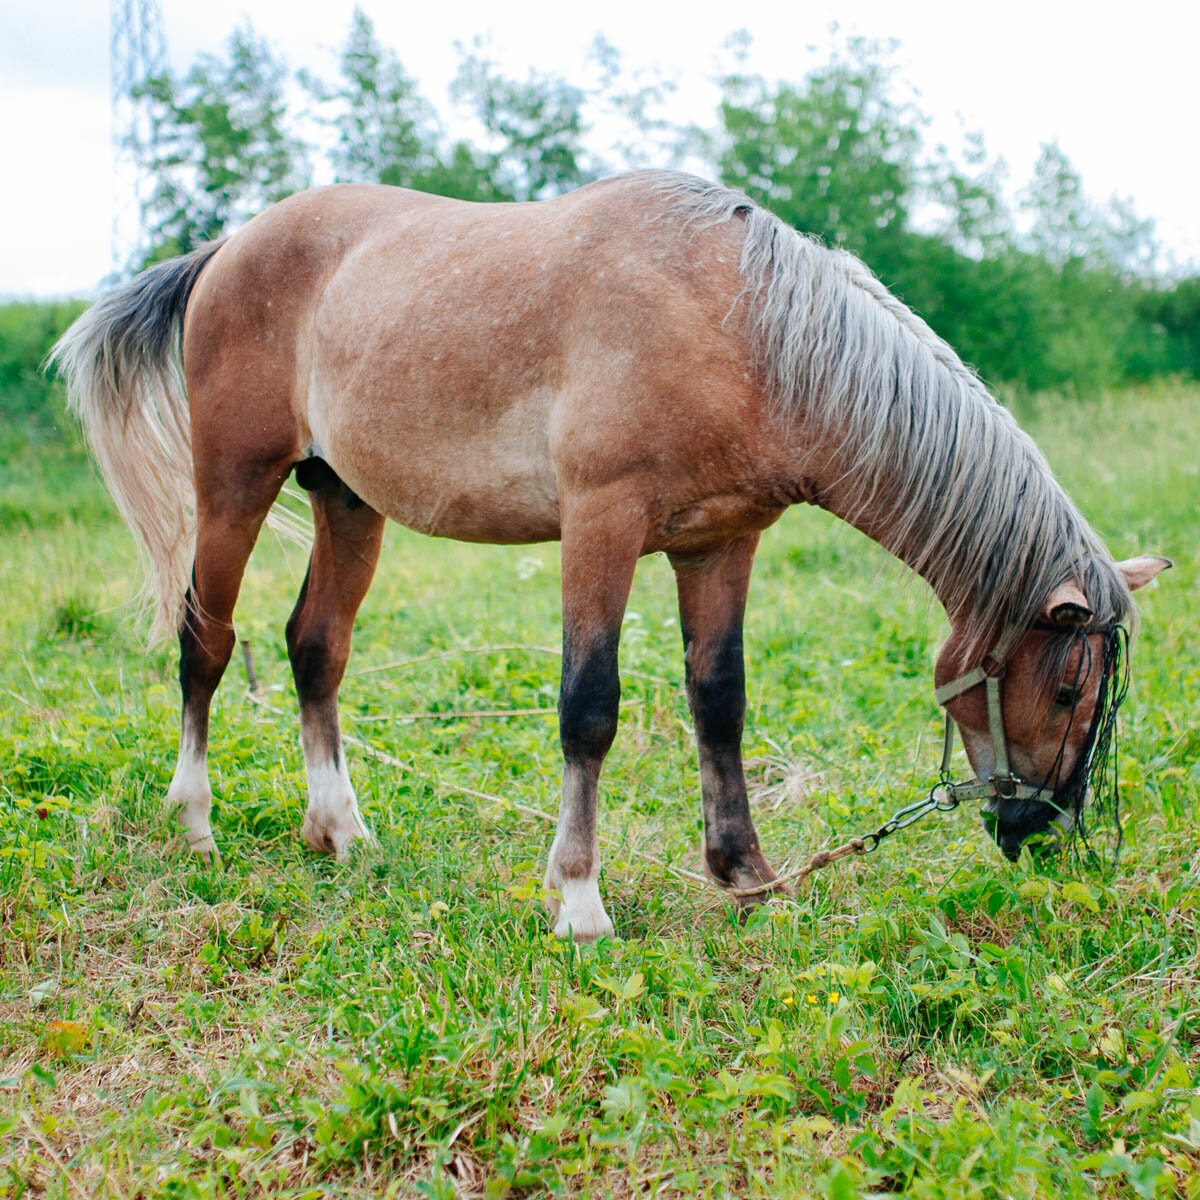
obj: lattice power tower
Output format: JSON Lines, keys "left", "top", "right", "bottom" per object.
{"left": 110, "top": 0, "right": 168, "bottom": 273}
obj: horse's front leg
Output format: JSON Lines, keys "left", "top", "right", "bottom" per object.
{"left": 543, "top": 493, "right": 644, "bottom": 942}
{"left": 671, "top": 534, "right": 778, "bottom": 904}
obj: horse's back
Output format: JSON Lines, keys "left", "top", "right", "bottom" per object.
{"left": 183, "top": 176, "right": 773, "bottom": 547}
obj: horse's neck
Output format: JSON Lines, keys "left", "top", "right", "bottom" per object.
{"left": 784, "top": 428, "right": 975, "bottom": 625}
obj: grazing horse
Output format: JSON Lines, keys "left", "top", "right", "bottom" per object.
{"left": 53, "top": 171, "right": 1169, "bottom": 941}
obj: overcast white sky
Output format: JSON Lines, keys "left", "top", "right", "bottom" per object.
{"left": 2, "top": 0, "right": 1198, "bottom": 295}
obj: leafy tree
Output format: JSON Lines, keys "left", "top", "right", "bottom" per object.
{"left": 1128, "top": 274, "right": 1200, "bottom": 378}
{"left": 717, "top": 35, "right": 922, "bottom": 283}
{"left": 583, "top": 35, "right": 684, "bottom": 170}
{"left": 302, "top": 8, "right": 439, "bottom": 189}
{"left": 711, "top": 35, "right": 1187, "bottom": 394}
{"left": 137, "top": 24, "right": 309, "bottom": 260}
{"left": 714, "top": 35, "right": 1042, "bottom": 383}
{"left": 413, "top": 141, "right": 516, "bottom": 203}
{"left": 0, "top": 301, "right": 86, "bottom": 433}
{"left": 1021, "top": 142, "right": 1098, "bottom": 267}
{"left": 451, "top": 43, "right": 593, "bottom": 201}
{"left": 933, "top": 129, "right": 1012, "bottom": 259}
{"left": 108, "top": 16, "right": 1197, "bottom": 396}
{"left": 1009, "top": 143, "right": 1158, "bottom": 391}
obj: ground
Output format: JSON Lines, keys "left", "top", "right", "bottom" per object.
{"left": 0, "top": 382, "right": 1197, "bottom": 1198}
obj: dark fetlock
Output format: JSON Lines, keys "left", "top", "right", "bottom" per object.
{"left": 704, "top": 840, "right": 783, "bottom": 908}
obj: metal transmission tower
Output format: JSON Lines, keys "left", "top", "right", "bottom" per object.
{"left": 110, "top": 0, "right": 168, "bottom": 274}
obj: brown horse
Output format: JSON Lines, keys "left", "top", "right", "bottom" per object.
{"left": 53, "top": 171, "right": 1168, "bottom": 941}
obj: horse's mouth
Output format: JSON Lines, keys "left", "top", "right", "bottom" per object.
{"left": 982, "top": 794, "right": 1077, "bottom": 861}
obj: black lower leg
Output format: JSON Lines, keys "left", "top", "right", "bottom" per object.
{"left": 672, "top": 538, "right": 774, "bottom": 893}
{"left": 559, "top": 629, "right": 621, "bottom": 765}
{"left": 683, "top": 624, "right": 769, "bottom": 884}
{"left": 553, "top": 629, "right": 620, "bottom": 877}
{"left": 285, "top": 563, "right": 342, "bottom": 767}
{"left": 178, "top": 583, "right": 235, "bottom": 754}
{"left": 285, "top": 486, "right": 384, "bottom": 796}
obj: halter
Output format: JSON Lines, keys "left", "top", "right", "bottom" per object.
{"left": 932, "top": 623, "right": 1047, "bottom": 804}
{"left": 853, "top": 620, "right": 1126, "bottom": 857}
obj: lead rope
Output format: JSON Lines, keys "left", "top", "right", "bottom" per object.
{"left": 723, "top": 756, "right": 964, "bottom": 898}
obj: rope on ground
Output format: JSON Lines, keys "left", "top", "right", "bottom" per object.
{"left": 721, "top": 839, "right": 868, "bottom": 897}
{"left": 245, "top": 691, "right": 865, "bottom": 900}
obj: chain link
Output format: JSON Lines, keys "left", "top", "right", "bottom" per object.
{"left": 859, "top": 781, "right": 962, "bottom": 853}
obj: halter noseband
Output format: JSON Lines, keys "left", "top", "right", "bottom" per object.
{"left": 933, "top": 623, "right": 1046, "bottom": 804}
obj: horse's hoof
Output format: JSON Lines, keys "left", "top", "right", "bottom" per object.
{"left": 546, "top": 878, "right": 615, "bottom": 943}
{"left": 553, "top": 913, "right": 617, "bottom": 944}
{"left": 187, "top": 834, "right": 221, "bottom": 866}
{"left": 706, "top": 853, "right": 785, "bottom": 911}
{"left": 300, "top": 806, "right": 372, "bottom": 860}
{"left": 166, "top": 792, "right": 220, "bottom": 864}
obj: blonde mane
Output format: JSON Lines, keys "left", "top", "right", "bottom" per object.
{"left": 645, "top": 170, "right": 1133, "bottom": 655}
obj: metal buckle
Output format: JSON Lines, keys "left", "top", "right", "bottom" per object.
{"left": 990, "top": 774, "right": 1022, "bottom": 801}
{"left": 983, "top": 655, "right": 1008, "bottom": 680}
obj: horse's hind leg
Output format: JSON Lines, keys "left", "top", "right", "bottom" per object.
{"left": 670, "top": 534, "right": 778, "bottom": 903}
{"left": 286, "top": 473, "right": 385, "bottom": 858}
{"left": 166, "top": 466, "right": 288, "bottom": 854}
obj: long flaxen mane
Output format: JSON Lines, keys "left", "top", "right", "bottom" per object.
{"left": 645, "top": 171, "right": 1134, "bottom": 664}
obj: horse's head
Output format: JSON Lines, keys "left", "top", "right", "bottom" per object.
{"left": 935, "top": 555, "right": 1170, "bottom": 861}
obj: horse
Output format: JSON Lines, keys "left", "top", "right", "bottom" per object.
{"left": 52, "top": 170, "right": 1169, "bottom": 942}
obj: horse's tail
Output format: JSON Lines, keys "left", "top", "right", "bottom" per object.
{"left": 48, "top": 242, "right": 225, "bottom": 644}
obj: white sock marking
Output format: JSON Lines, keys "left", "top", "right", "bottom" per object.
{"left": 300, "top": 739, "right": 371, "bottom": 859}
{"left": 545, "top": 831, "right": 614, "bottom": 942}
{"left": 551, "top": 877, "right": 615, "bottom": 943}
{"left": 165, "top": 728, "right": 215, "bottom": 854}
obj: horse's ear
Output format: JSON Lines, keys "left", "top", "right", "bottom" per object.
{"left": 1116, "top": 554, "right": 1172, "bottom": 592}
{"left": 1041, "top": 580, "right": 1093, "bottom": 627}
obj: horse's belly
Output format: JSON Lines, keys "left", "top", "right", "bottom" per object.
{"left": 311, "top": 391, "right": 562, "bottom": 544}
{"left": 390, "top": 470, "right": 562, "bottom": 544}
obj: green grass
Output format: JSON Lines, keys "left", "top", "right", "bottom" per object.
{"left": 1, "top": 382, "right": 1197, "bottom": 1198}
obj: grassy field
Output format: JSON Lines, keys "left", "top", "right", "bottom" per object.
{"left": 0, "top": 382, "right": 1197, "bottom": 1198}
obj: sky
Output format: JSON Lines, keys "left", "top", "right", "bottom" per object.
{"left": 2, "top": 0, "right": 1198, "bottom": 296}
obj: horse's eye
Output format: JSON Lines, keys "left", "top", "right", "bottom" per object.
{"left": 1055, "top": 686, "right": 1080, "bottom": 709}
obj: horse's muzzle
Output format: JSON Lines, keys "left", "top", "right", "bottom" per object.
{"left": 982, "top": 794, "right": 1073, "bottom": 862}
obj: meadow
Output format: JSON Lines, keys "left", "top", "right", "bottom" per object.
{"left": 0, "top": 382, "right": 1196, "bottom": 1198}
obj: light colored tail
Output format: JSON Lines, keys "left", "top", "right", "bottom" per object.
{"left": 49, "top": 244, "right": 225, "bottom": 643}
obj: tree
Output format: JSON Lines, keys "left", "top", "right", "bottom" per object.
{"left": 111, "top": 16, "right": 1195, "bottom": 396}
{"left": 451, "top": 43, "right": 593, "bottom": 201}
{"left": 582, "top": 35, "right": 684, "bottom": 171}
{"left": 303, "top": 8, "right": 439, "bottom": 189}
{"left": 138, "top": 24, "right": 309, "bottom": 260}
{"left": 1134, "top": 275, "right": 1200, "bottom": 377}
{"left": 1012, "top": 142, "right": 1161, "bottom": 391}
{"left": 716, "top": 34, "right": 922, "bottom": 282}
{"left": 1021, "top": 142, "right": 1100, "bottom": 268}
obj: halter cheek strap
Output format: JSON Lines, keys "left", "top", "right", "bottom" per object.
{"left": 933, "top": 625, "right": 1045, "bottom": 804}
